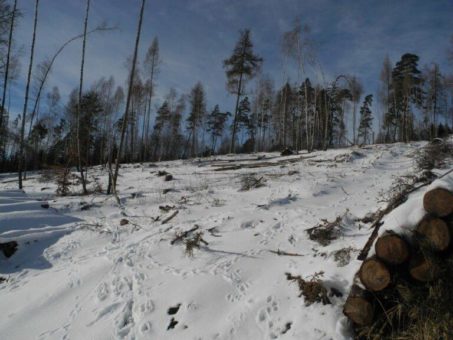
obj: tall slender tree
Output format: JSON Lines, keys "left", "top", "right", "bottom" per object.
{"left": 187, "top": 82, "right": 206, "bottom": 157}
{"left": 206, "top": 105, "right": 229, "bottom": 154}
{"left": 349, "top": 76, "right": 363, "bottom": 144}
{"left": 223, "top": 29, "right": 262, "bottom": 153}
{"left": 379, "top": 56, "right": 393, "bottom": 142}
{"left": 423, "top": 63, "right": 445, "bottom": 139}
{"left": 281, "top": 19, "right": 316, "bottom": 151}
{"left": 142, "top": 37, "right": 160, "bottom": 160}
{"left": 391, "top": 53, "right": 424, "bottom": 142}
{"left": 112, "top": 0, "right": 146, "bottom": 193}
{"left": 0, "top": 0, "right": 17, "bottom": 145}
{"left": 75, "top": 0, "right": 91, "bottom": 194}
{"left": 358, "top": 94, "right": 373, "bottom": 145}
{"left": 18, "top": 0, "right": 39, "bottom": 189}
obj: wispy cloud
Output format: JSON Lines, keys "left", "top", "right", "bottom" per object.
{"left": 8, "top": 0, "right": 453, "bottom": 121}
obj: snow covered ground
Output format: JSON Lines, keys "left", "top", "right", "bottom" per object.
{"left": 1, "top": 142, "right": 450, "bottom": 340}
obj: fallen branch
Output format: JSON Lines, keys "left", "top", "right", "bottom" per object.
{"left": 170, "top": 225, "right": 199, "bottom": 245}
{"left": 161, "top": 210, "right": 179, "bottom": 225}
{"left": 269, "top": 249, "right": 304, "bottom": 257}
{"left": 212, "top": 155, "right": 317, "bottom": 171}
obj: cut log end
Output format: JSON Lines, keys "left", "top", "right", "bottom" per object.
{"left": 375, "top": 233, "right": 410, "bottom": 265}
{"left": 409, "top": 255, "right": 439, "bottom": 282}
{"left": 423, "top": 188, "right": 453, "bottom": 217}
{"left": 416, "top": 216, "right": 450, "bottom": 251}
{"left": 343, "top": 296, "right": 374, "bottom": 326}
{"left": 359, "top": 258, "right": 391, "bottom": 291}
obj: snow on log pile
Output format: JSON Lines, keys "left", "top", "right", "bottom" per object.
{"left": 343, "top": 176, "right": 453, "bottom": 337}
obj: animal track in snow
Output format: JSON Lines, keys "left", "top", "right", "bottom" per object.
{"left": 256, "top": 296, "right": 281, "bottom": 339}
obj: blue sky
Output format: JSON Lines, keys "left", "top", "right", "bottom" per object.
{"left": 8, "top": 0, "right": 453, "bottom": 128}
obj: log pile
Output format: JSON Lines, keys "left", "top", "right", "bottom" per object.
{"left": 343, "top": 187, "right": 453, "bottom": 336}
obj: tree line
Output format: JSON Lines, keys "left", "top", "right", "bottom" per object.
{"left": 1, "top": 0, "right": 453, "bottom": 192}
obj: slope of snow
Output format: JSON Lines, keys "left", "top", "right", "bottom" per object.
{"left": 1, "top": 142, "right": 447, "bottom": 340}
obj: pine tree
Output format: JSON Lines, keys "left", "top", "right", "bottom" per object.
{"left": 206, "top": 105, "right": 229, "bottom": 154}
{"left": 224, "top": 29, "right": 262, "bottom": 153}
{"left": 390, "top": 53, "right": 423, "bottom": 142}
{"left": 168, "top": 95, "right": 185, "bottom": 159}
{"left": 142, "top": 37, "right": 160, "bottom": 160}
{"left": 254, "top": 77, "right": 273, "bottom": 151}
{"left": 67, "top": 91, "right": 103, "bottom": 166}
{"left": 358, "top": 94, "right": 373, "bottom": 145}
{"left": 187, "top": 82, "right": 206, "bottom": 157}
{"left": 152, "top": 101, "right": 170, "bottom": 160}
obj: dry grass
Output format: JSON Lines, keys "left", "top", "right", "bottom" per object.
{"left": 56, "top": 167, "right": 71, "bottom": 196}
{"left": 285, "top": 271, "right": 331, "bottom": 306}
{"left": 184, "top": 232, "right": 208, "bottom": 257}
{"left": 239, "top": 174, "right": 266, "bottom": 191}
{"left": 306, "top": 211, "right": 350, "bottom": 246}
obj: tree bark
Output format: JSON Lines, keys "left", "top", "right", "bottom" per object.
{"left": 112, "top": 0, "right": 146, "bottom": 191}
{"left": 18, "top": 0, "right": 39, "bottom": 189}
{"left": 0, "top": 0, "right": 17, "bottom": 135}
{"left": 230, "top": 71, "right": 243, "bottom": 154}
{"left": 75, "top": 0, "right": 91, "bottom": 195}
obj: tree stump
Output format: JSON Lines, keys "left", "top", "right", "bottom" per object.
{"left": 423, "top": 188, "right": 453, "bottom": 217}
{"left": 359, "top": 258, "right": 391, "bottom": 291}
{"left": 375, "top": 232, "right": 410, "bottom": 265}
{"left": 416, "top": 216, "right": 450, "bottom": 251}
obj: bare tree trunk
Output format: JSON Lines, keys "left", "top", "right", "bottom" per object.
{"left": 112, "top": 0, "right": 146, "bottom": 191}
{"left": 18, "top": 0, "right": 39, "bottom": 189}
{"left": 322, "top": 87, "right": 329, "bottom": 150}
{"left": 144, "top": 64, "right": 155, "bottom": 160}
{"left": 304, "top": 81, "right": 310, "bottom": 152}
{"left": 76, "top": 0, "right": 91, "bottom": 194}
{"left": 352, "top": 101, "right": 357, "bottom": 145}
{"left": 230, "top": 71, "right": 243, "bottom": 154}
{"left": 0, "top": 0, "right": 17, "bottom": 137}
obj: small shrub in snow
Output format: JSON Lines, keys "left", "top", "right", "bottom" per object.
{"left": 239, "top": 174, "right": 265, "bottom": 191}
{"left": 285, "top": 271, "right": 331, "bottom": 306}
{"left": 56, "top": 167, "right": 71, "bottom": 196}
{"left": 307, "top": 211, "right": 352, "bottom": 246}
{"left": 415, "top": 138, "right": 453, "bottom": 171}
{"left": 184, "top": 232, "right": 208, "bottom": 257}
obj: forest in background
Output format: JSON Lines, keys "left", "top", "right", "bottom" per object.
{"left": 1, "top": 0, "right": 453, "bottom": 192}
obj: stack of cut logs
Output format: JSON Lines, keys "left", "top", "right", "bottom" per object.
{"left": 343, "top": 187, "right": 453, "bottom": 327}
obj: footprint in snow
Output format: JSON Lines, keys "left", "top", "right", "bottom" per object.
{"left": 256, "top": 296, "right": 281, "bottom": 339}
